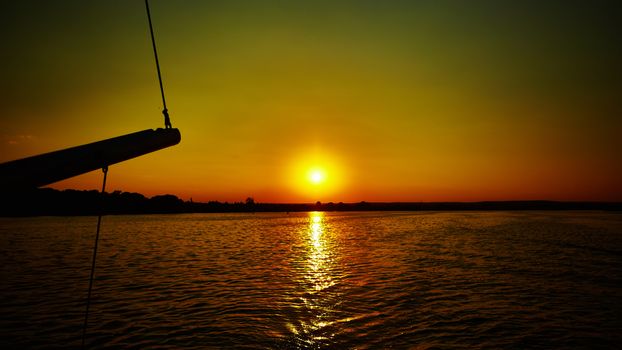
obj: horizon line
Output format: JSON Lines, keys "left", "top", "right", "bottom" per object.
{"left": 32, "top": 187, "right": 622, "bottom": 205}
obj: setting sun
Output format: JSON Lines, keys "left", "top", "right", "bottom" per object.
{"left": 309, "top": 169, "right": 325, "bottom": 185}
{"left": 285, "top": 150, "right": 347, "bottom": 202}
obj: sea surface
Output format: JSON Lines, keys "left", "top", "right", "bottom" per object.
{"left": 1, "top": 211, "right": 621, "bottom": 349}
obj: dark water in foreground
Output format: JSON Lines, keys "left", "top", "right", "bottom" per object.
{"left": 1, "top": 211, "right": 621, "bottom": 349}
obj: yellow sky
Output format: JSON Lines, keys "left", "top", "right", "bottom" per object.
{"left": 2, "top": 1, "right": 621, "bottom": 202}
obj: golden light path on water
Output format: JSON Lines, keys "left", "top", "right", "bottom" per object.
{"left": 307, "top": 212, "right": 335, "bottom": 293}
{"left": 285, "top": 211, "right": 357, "bottom": 346}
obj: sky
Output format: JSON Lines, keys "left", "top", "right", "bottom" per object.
{"left": 1, "top": 0, "right": 621, "bottom": 203}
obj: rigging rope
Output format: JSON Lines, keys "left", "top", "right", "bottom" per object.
{"left": 145, "top": 0, "right": 172, "bottom": 129}
{"left": 81, "top": 166, "right": 108, "bottom": 349}
{"left": 81, "top": 3, "right": 173, "bottom": 347}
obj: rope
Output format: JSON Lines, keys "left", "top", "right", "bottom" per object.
{"left": 81, "top": 166, "right": 108, "bottom": 349}
{"left": 145, "top": 0, "right": 172, "bottom": 129}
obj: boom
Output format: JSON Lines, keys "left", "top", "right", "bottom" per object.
{"left": 0, "top": 128, "right": 181, "bottom": 189}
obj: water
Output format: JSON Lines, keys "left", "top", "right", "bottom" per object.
{"left": 1, "top": 211, "right": 621, "bottom": 349}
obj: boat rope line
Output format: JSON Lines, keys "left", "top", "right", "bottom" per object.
{"left": 81, "top": 166, "right": 108, "bottom": 349}
{"left": 145, "top": 0, "right": 173, "bottom": 129}
{"left": 80, "top": 4, "right": 175, "bottom": 346}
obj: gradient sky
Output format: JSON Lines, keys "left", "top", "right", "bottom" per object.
{"left": 1, "top": 1, "right": 621, "bottom": 202}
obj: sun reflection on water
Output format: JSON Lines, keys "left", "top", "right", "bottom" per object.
{"left": 307, "top": 212, "right": 334, "bottom": 292}
{"left": 287, "top": 211, "right": 342, "bottom": 346}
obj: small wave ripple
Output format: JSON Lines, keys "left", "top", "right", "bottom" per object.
{"left": 1, "top": 211, "right": 621, "bottom": 348}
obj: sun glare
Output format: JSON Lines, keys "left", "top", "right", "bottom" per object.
{"left": 286, "top": 150, "right": 346, "bottom": 201}
{"left": 309, "top": 169, "right": 325, "bottom": 185}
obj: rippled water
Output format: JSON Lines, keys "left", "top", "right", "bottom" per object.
{"left": 1, "top": 211, "right": 622, "bottom": 349}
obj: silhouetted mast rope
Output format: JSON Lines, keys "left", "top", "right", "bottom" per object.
{"left": 82, "top": 166, "right": 108, "bottom": 349}
{"left": 80, "top": 3, "right": 177, "bottom": 347}
{"left": 145, "top": 0, "right": 172, "bottom": 129}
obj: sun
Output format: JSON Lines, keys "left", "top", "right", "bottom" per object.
{"left": 286, "top": 150, "right": 346, "bottom": 201}
{"left": 309, "top": 169, "right": 326, "bottom": 185}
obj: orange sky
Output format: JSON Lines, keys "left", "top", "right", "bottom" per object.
{"left": 1, "top": 1, "right": 621, "bottom": 202}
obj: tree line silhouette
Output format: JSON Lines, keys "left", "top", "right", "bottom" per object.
{"left": 1, "top": 187, "right": 619, "bottom": 216}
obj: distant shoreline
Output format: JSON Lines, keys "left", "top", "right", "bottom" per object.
{"left": 1, "top": 188, "right": 620, "bottom": 217}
